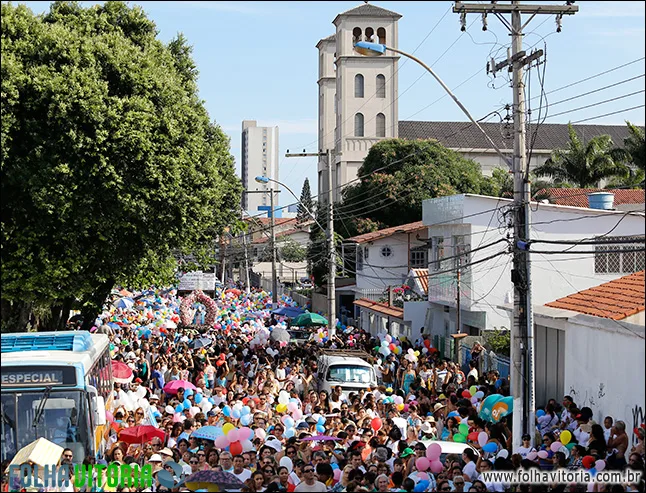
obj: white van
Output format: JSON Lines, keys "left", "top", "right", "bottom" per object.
{"left": 317, "top": 349, "right": 377, "bottom": 394}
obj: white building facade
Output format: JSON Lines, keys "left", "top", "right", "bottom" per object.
{"left": 317, "top": 4, "right": 401, "bottom": 203}
{"left": 418, "top": 194, "right": 645, "bottom": 338}
{"left": 241, "top": 120, "right": 279, "bottom": 213}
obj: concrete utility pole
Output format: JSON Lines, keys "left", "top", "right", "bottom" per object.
{"left": 452, "top": 0, "right": 578, "bottom": 452}
{"left": 270, "top": 188, "right": 278, "bottom": 306}
{"left": 285, "top": 149, "right": 336, "bottom": 337}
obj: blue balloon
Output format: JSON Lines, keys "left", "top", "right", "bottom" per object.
{"left": 316, "top": 424, "right": 325, "bottom": 433}
{"left": 588, "top": 468, "right": 596, "bottom": 476}
{"left": 240, "top": 414, "right": 252, "bottom": 426}
{"left": 195, "top": 393, "right": 203, "bottom": 404}
{"left": 482, "top": 442, "right": 498, "bottom": 453}
{"left": 284, "top": 417, "right": 295, "bottom": 428}
{"left": 223, "top": 406, "right": 232, "bottom": 417}
{"left": 284, "top": 428, "right": 295, "bottom": 438}
{"left": 495, "top": 379, "right": 503, "bottom": 389}
{"left": 175, "top": 404, "right": 184, "bottom": 413}
{"left": 232, "top": 409, "right": 241, "bottom": 419}
{"left": 209, "top": 398, "right": 215, "bottom": 405}
{"left": 414, "top": 480, "right": 430, "bottom": 492}
{"left": 318, "top": 417, "right": 326, "bottom": 425}
{"left": 241, "top": 406, "right": 251, "bottom": 416}
{"left": 184, "top": 388, "right": 194, "bottom": 397}
{"left": 183, "top": 399, "right": 191, "bottom": 408}
{"left": 536, "top": 409, "right": 546, "bottom": 418}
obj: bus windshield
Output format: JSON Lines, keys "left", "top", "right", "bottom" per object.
{"left": 326, "top": 365, "right": 373, "bottom": 384}
{"left": 1, "top": 390, "right": 90, "bottom": 462}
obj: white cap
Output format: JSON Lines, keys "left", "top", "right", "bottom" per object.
{"left": 149, "top": 454, "right": 162, "bottom": 462}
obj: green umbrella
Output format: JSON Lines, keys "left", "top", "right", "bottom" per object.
{"left": 292, "top": 312, "right": 328, "bottom": 327}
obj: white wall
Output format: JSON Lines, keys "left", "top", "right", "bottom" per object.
{"left": 422, "top": 194, "right": 645, "bottom": 331}
{"left": 562, "top": 315, "right": 645, "bottom": 447}
{"left": 458, "top": 149, "right": 551, "bottom": 176}
{"left": 403, "top": 301, "right": 428, "bottom": 341}
{"left": 242, "top": 124, "right": 279, "bottom": 213}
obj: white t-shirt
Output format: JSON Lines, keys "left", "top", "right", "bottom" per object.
{"left": 276, "top": 368, "right": 286, "bottom": 380}
{"left": 232, "top": 468, "right": 252, "bottom": 482}
{"left": 468, "top": 368, "right": 479, "bottom": 381}
{"left": 294, "top": 480, "right": 327, "bottom": 492}
{"left": 517, "top": 446, "right": 536, "bottom": 459}
{"left": 463, "top": 461, "right": 478, "bottom": 481}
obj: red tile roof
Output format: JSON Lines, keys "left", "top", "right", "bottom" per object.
{"left": 354, "top": 298, "right": 404, "bottom": 319}
{"left": 545, "top": 271, "right": 645, "bottom": 320}
{"left": 546, "top": 188, "right": 645, "bottom": 208}
{"left": 346, "top": 221, "right": 426, "bottom": 244}
{"left": 412, "top": 268, "right": 429, "bottom": 295}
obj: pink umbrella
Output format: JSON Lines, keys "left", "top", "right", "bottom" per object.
{"left": 163, "top": 380, "right": 196, "bottom": 395}
{"left": 119, "top": 425, "right": 166, "bottom": 445}
{"left": 111, "top": 360, "right": 133, "bottom": 384}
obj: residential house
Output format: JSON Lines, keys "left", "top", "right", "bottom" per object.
{"left": 415, "top": 193, "right": 645, "bottom": 340}
{"left": 340, "top": 221, "right": 428, "bottom": 339}
{"left": 517, "top": 271, "right": 645, "bottom": 446}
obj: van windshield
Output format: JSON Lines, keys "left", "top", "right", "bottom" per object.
{"left": 326, "top": 365, "right": 372, "bottom": 384}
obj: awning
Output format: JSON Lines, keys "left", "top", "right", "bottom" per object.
{"left": 354, "top": 298, "right": 404, "bottom": 319}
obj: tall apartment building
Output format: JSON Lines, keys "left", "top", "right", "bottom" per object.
{"left": 317, "top": 4, "right": 401, "bottom": 203}
{"left": 241, "top": 121, "right": 280, "bottom": 214}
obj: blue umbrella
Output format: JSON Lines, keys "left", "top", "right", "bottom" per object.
{"left": 107, "top": 322, "right": 121, "bottom": 330}
{"left": 191, "top": 426, "right": 224, "bottom": 441}
{"left": 113, "top": 297, "right": 134, "bottom": 309}
{"left": 272, "top": 306, "right": 306, "bottom": 318}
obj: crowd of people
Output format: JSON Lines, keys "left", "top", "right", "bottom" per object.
{"left": 7, "top": 285, "right": 646, "bottom": 492}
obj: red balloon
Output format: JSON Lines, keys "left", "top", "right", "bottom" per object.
{"left": 424, "top": 339, "right": 431, "bottom": 348}
{"left": 467, "top": 431, "right": 479, "bottom": 441}
{"left": 461, "top": 390, "right": 471, "bottom": 398}
{"left": 582, "top": 456, "right": 595, "bottom": 469}
{"left": 371, "top": 418, "right": 383, "bottom": 431}
{"left": 229, "top": 440, "right": 243, "bottom": 456}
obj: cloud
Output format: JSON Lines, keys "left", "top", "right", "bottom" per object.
{"left": 221, "top": 119, "right": 317, "bottom": 135}
{"left": 576, "top": 1, "right": 645, "bottom": 18}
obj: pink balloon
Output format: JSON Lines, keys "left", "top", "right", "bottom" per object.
{"left": 215, "top": 435, "right": 230, "bottom": 449}
{"left": 292, "top": 409, "right": 303, "bottom": 420}
{"left": 333, "top": 469, "right": 341, "bottom": 482}
{"left": 416, "top": 472, "right": 429, "bottom": 481}
{"left": 287, "top": 402, "right": 298, "bottom": 413}
{"left": 430, "top": 460, "right": 444, "bottom": 474}
{"left": 595, "top": 460, "right": 606, "bottom": 472}
{"left": 527, "top": 451, "right": 538, "bottom": 461}
{"left": 415, "top": 457, "right": 430, "bottom": 472}
{"left": 255, "top": 428, "right": 266, "bottom": 440}
{"left": 426, "top": 443, "right": 442, "bottom": 461}
{"left": 172, "top": 413, "right": 182, "bottom": 423}
{"left": 550, "top": 441, "right": 562, "bottom": 453}
{"left": 537, "top": 450, "right": 548, "bottom": 459}
{"left": 478, "top": 431, "right": 489, "bottom": 448}
{"left": 239, "top": 427, "right": 252, "bottom": 441}
{"left": 105, "top": 410, "right": 114, "bottom": 423}
{"left": 227, "top": 429, "right": 239, "bottom": 442}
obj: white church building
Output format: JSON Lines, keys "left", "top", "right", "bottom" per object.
{"left": 317, "top": 3, "right": 639, "bottom": 202}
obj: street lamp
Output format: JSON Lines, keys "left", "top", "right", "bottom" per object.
{"left": 353, "top": 41, "right": 511, "bottom": 167}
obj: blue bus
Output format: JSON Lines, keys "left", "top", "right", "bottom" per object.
{"left": 1, "top": 331, "right": 113, "bottom": 463}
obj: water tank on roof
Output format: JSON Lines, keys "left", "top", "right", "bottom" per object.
{"left": 587, "top": 192, "right": 615, "bottom": 210}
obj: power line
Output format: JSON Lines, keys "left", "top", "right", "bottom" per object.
{"left": 538, "top": 90, "right": 645, "bottom": 122}
{"left": 571, "top": 105, "right": 646, "bottom": 125}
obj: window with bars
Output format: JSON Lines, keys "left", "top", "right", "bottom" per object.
{"left": 432, "top": 237, "right": 444, "bottom": 271}
{"left": 453, "top": 235, "right": 471, "bottom": 269}
{"left": 594, "top": 236, "right": 645, "bottom": 274}
{"left": 410, "top": 246, "right": 427, "bottom": 268}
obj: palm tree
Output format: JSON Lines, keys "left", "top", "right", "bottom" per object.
{"left": 607, "top": 121, "right": 645, "bottom": 189}
{"left": 534, "top": 123, "right": 630, "bottom": 188}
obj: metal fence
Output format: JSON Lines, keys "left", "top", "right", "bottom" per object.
{"left": 460, "top": 344, "right": 510, "bottom": 379}
{"left": 433, "top": 335, "right": 455, "bottom": 361}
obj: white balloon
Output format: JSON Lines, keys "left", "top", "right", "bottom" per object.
{"left": 202, "top": 402, "right": 213, "bottom": 413}
{"left": 241, "top": 440, "right": 254, "bottom": 452}
{"left": 165, "top": 405, "right": 175, "bottom": 414}
{"left": 279, "top": 456, "right": 293, "bottom": 473}
{"left": 278, "top": 391, "right": 290, "bottom": 405}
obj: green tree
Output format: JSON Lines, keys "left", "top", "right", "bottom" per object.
{"left": 279, "top": 238, "right": 307, "bottom": 262}
{"left": 1, "top": 2, "right": 242, "bottom": 332}
{"left": 296, "top": 178, "right": 315, "bottom": 224}
{"left": 533, "top": 123, "right": 630, "bottom": 188}
{"left": 484, "top": 167, "right": 553, "bottom": 201}
{"left": 339, "top": 139, "right": 491, "bottom": 236}
{"left": 607, "top": 121, "right": 645, "bottom": 188}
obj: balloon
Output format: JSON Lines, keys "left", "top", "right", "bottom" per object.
{"left": 371, "top": 417, "right": 382, "bottom": 431}
{"left": 537, "top": 450, "right": 549, "bottom": 459}
{"left": 223, "top": 406, "right": 232, "bottom": 417}
{"left": 475, "top": 391, "right": 485, "bottom": 399}
{"left": 467, "top": 432, "right": 479, "bottom": 441}
{"left": 478, "top": 431, "right": 489, "bottom": 448}
{"left": 241, "top": 406, "right": 251, "bottom": 416}
{"left": 550, "top": 441, "right": 562, "bottom": 453}
{"left": 536, "top": 409, "right": 546, "bottom": 418}
{"left": 190, "top": 406, "right": 200, "bottom": 417}
{"left": 292, "top": 409, "right": 303, "bottom": 420}
{"left": 276, "top": 403, "right": 287, "bottom": 413}
{"left": 240, "top": 414, "right": 252, "bottom": 426}
{"left": 333, "top": 469, "right": 341, "bottom": 482}
{"left": 229, "top": 441, "right": 243, "bottom": 456}
{"left": 527, "top": 451, "right": 538, "bottom": 461}
{"left": 194, "top": 393, "right": 203, "bottom": 404}
{"left": 588, "top": 468, "right": 596, "bottom": 476}
{"left": 595, "top": 460, "right": 606, "bottom": 472}
{"left": 284, "top": 428, "right": 295, "bottom": 439}
{"left": 461, "top": 390, "right": 472, "bottom": 399}
{"left": 183, "top": 399, "right": 191, "bottom": 408}
{"left": 426, "top": 443, "right": 442, "bottom": 461}
{"left": 414, "top": 480, "right": 429, "bottom": 492}
{"left": 415, "top": 457, "right": 430, "bottom": 472}
{"left": 454, "top": 434, "right": 467, "bottom": 443}
{"left": 318, "top": 416, "right": 326, "bottom": 425}
{"left": 458, "top": 423, "right": 469, "bottom": 436}
{"left": 241, "top": 440, "right": 254, "bottom": 452}
{"left": 560, "top": 430, "right": 571, "bottom": 445}
{"left": 239, "top": 427, "right": 253, "bottom": 441}
{"left": 255, "top": 428, "right": 266, "bottom": 440}
{"left": 227, "top": 429, "right": 239, "bottom": 442}
{"left": 582, "top": 456, "right": 595, "bottom": 469}
{"left": 231, "top": 409, "right": 241, "bottom": 419}
{"left": 394, "top": 396, "right": 404, "bottom": 405}
{"left": 430, "top": 460, "right": 444, "bottom": 474}
{"left": 283, "top": 417, "right": 295, "bottom": 428}
{"left": 279, "top": 456, "right": 293, "bottom": 473}
{"left": 287, "top": 402, "right": 298, "bottom": 413}
{"left": 278, "top": 391, "right": 290, "bottom": 405}
{"left": 482, "top": 442, "right": 497, "bottom": 453}
{"left": 222, "top": 423, "right": 235, "bottom": 436}
{"left": 215, "top": 435, "right": 230, "bottom": 449}
{"left": 316, "top": 424, "right": 325, "bottom": 433}
{"left": 184, "top": 389, "right": 193, "bottom": 397}
{"left": 469, "top": 386, "right": 478, "bottom": 396}
{"left": 175, "top": 404, "right": 184, "bottom": 413}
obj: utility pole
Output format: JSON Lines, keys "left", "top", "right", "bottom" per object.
{"left": 453, "top": 0, "right": 577, "bottom": 452}
{"left": 285, "top": 149, "right": 336, "bottom": 337}
{"left": 270, "top": 188, "right": 278, "bottom": 307}
{"left": 241, "top": 218, "right": 251, "bottom": 294}
{"left": 454, "top": 265, "right": 461, "bottom": 362}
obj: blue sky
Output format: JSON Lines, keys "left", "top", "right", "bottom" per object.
{"left": 16, "top": 1, "right": 646, "bottom": 205}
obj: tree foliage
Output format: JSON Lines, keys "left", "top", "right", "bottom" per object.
{"left": 338, "top": 139, "right": 495, "bottom": 237}
{"left": 533, "top": 123, "right": 630, "bottom": 188}
{"left": 296, "top": 178, "right": 315, "bottom": 224}
{"left": 279, "top": 238, "right": 307, "bottom": 263}
{"left": 607, "top": 121, "right": 645, "bottom": 188}
{"left": 1, "top": 1, "right": 242, "bottom": 331}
